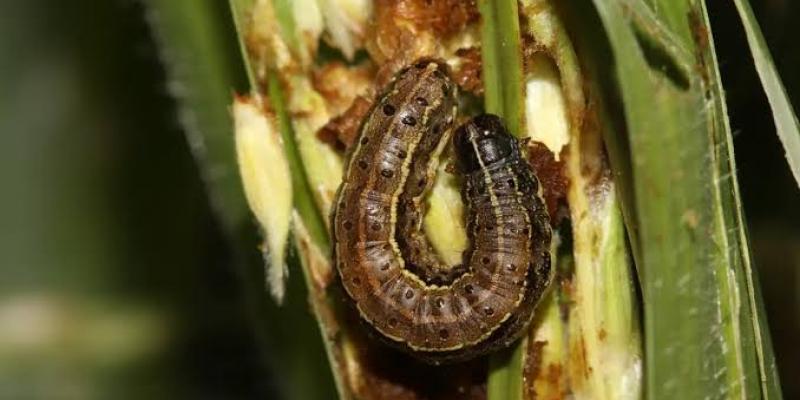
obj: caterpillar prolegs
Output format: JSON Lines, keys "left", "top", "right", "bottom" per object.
{"left": 332, "top": 60, "right": 552, "bottom": 364}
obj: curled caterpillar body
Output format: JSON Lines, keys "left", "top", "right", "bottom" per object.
{"left": 332, "top": 60, "right": 552, "bottom": 363}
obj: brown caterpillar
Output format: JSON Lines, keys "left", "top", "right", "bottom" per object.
{"left": 332, "top": 60, "right": 552, "bottom": 364}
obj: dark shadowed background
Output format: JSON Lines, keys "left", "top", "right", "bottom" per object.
{"left": 0, "top": 0, "right": 797, "bottom": 398}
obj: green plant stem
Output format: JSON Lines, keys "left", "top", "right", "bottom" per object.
{"left": 230, "top": 0, "right": 331, "bottom": 254}
{"left": 479, "top": 1, "right": 527, "bottom": 399}
{"left": 487, "top": 342, "right": 526, "bottom": 400}
{"left": 478, "top": 0, "right": 525, "bottom": 137}
{"left": 266, "top": 71, "right": 331, "bottom": 253}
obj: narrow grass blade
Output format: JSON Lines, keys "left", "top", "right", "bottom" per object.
{"left": 731, "top": 0, "right": 800, "bottom": 189}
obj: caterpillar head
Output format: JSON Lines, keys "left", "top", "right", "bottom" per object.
{"left": 453, "top": 114, "right": 517, "bottom": 173}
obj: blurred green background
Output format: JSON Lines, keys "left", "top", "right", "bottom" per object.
{"left": 0, "top": 0, "right": 797, "bottom": 398}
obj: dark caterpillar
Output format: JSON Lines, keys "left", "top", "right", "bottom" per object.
{"left": 332, "top": 60, "right": 552, "bottom": 364}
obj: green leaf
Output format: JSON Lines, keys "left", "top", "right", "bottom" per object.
{"left": 148, "top": 1, "right": 338, "bottom": 399}
{"left": 146, "top": 0, "right": 250, "bottom": 232}
{"left": 705, "top": 1, "right": 784, "bottom": 397}
{"left": 590, "top": 1, "right": 744, "bottom": 396}
{"left": 731, "top": 0, "right": 800, "bottom": 190}
{"left": 570, "top": 0, "right": 781, "bottom": 397}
